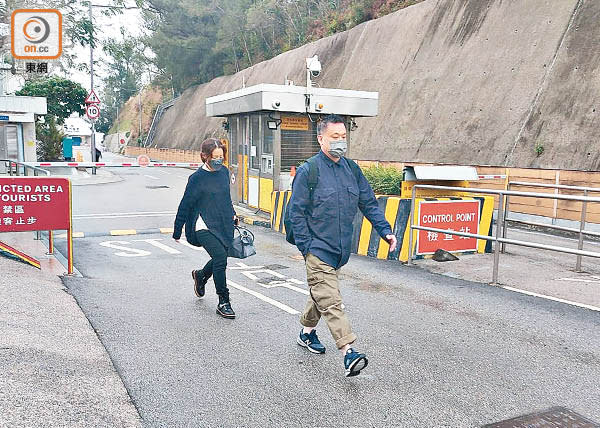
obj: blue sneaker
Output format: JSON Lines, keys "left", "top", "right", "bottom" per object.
{"left": 344, "top": 348, "right": 368, "bottom": 377}
{"left": 297, "top": 329, "right": 326, "bottom": 354}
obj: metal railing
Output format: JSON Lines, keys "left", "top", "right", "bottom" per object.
{"left": 407, "top": 184, "right": 600, "bottom": 284}
{"left": 1, "top": 160, "right": 50, "bottom": 176}
{"left": 505, "top": 181, "right": 600, "bottom": 271}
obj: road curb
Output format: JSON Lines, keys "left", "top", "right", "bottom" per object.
{"left": 237, "top": 214, "right": 271, "bottom": 229}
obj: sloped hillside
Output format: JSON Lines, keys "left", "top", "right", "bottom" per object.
{"left": 150, "top": 0, "right": 600, "bottom": 171}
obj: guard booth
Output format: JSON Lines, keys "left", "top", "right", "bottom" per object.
{"left": 206, "top": 83, "right": 378, "bottom": 213}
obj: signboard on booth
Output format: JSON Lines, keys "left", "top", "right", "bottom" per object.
{"left": 0, "top": 178, "right": 71, "bottom": 232}
{"left": 281, "top": 116, "right": 309, "bottom": 131}
{"left": 416, "top": 200, "right": 480, "bottom": 255}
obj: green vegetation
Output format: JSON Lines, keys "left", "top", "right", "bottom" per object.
{"left": 140, "top": 0, "right": 425, "bottom": 94}
{"left": 362, "top": 164, "right": 403, "bottom": 195}
{"left": 535, "top": 142, "right": 545, "bottom": 157}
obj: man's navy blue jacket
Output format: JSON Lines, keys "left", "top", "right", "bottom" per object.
{"left": 288, "top": 151, "right": 392, "bottom": 269}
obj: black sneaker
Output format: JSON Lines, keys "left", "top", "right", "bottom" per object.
{"left": 297, "top": 329, "right": 326, "bottom": 354}
{"left": 216, "top": 302, "right": 236, "bottom": 319}
{"left": 344, "top": 348, "right": 368, "bottom": 377}
{"left": 192, "top": 269, "right": 209, "bottom": 298}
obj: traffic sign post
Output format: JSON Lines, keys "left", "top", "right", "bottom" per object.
{"left": 85, "top": 88, "right": 101, "bottom": 171}
{"left": 0, "top": 177, "right": 74, "bottom": 274}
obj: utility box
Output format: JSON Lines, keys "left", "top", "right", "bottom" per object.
{"left": 401, "top": 165, "right": 479, "bottom": 198}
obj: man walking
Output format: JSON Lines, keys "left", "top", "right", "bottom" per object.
{"left": 288, "top": 114, "right": 397, "bottom": 377}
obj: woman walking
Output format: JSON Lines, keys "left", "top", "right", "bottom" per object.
{"left": 173, "top": 138, "right": 237, "bottom": 319}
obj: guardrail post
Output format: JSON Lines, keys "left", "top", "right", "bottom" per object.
{"left": 492, "top": 193, "right": 505, "bottom": 285}
{"left": 576, "top": 189, "right": 588, "bottom": 272}
{"left": 501, "top": 187, "right": 510, "bottom": 253}
{"left": 407, "top": 185, "right": 417, "bottom": 265}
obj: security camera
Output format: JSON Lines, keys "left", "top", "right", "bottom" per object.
{"left": 306, "top": 55, "right": 322, "bottom": 78}
{"left": 272, "top": 100, "right": 281, "bottom": 109}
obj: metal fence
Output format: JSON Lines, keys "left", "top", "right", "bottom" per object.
{"left": 407, "top": 184, "right": 600, "bottom": 284}
{"left": 505, "top": 181, "right": 600, "bottom": 271}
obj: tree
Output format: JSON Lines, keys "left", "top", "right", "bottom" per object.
{"left": 16, "top": 76, "right": 86, "bottom": 124}
{"left": 16, "top": 76, "right": 87, "bottom": 161}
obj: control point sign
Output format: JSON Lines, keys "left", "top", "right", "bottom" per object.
{"left": 416, "top": 200, "right": 480, "bottom": 255}
{"left": 137, "top": 154, "right": 150, "bottom": 167}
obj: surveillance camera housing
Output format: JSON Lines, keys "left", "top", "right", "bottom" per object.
{"left": 272, "top": 100, "right": 281, "bottom": 109}
{"left": 310, "top": 70, "right": 320, "bottom": 78}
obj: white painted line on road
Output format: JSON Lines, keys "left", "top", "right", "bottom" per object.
{"left": 508, "top": 228, "right": 600, "bottom": 247}
{"left": 74, "top": 213, "right": 176, "bottom": 219}
{"left": 501, "top": 286, "right": 600, "bottom": 312}
{"left": 144, "top": 174, "right": 160, "bottom": 180}
{"left": 158, "top": 170, "right": 172, "bottom": 175}
{"left": 133, "top": 238, "right": 181, "bottom": 254}
{"left": 99, "top": 241, "right": 152, "bottom": 257}
{"left": 227, "top": 279, "right": 300, "bottom": 315}
{"left": 177, "top": 239, "right": 206, "bottom": 251}
{"left": 74, "top": 211, "right": 175, "bottom": 218}
{"left": 556, "top": 276, "right": 600, "bottom": 284}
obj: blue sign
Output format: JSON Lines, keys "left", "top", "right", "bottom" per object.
{"left": 0, "top": 115, "right": 9, "bottom": 121}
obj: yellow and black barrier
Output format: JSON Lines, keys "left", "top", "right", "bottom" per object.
{"left": 271, "top": 191, "right": 495, "bottom": 262}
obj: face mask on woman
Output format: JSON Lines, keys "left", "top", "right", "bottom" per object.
{"left": 209, "top": 158, "right": 224, "bottom": 171}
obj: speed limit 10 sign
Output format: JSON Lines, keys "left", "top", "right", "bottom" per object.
{"left": 86, "top": 104, "right": 100, "bottom": 120}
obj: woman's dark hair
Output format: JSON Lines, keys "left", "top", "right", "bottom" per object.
{"left": 200, "top": 138, "right": 227, "bottom": 163}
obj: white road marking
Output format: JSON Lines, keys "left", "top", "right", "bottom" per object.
{"left": 99, "top": 241, "right": 152, "bottom": 257}
{"left": 507, "top": 228, "right": 600, "bottom": 247}
{"left": 177, "top": 239, "right": 206, "bottom": 251}
{"left": 74, "top": 213, "right": 176, "bottom": 219}
{"left": 241, "top": 269, "right": 287, "bottom": 281}
{"left": 229, "top": 262, "right": 265, "bottom": 270}
{"left": 144, "top": 174, "right": 159, "bottom": 180}
{"left": 74, "top": 211, "right": 175, "bottom": 218}
{"left": 501, "top": 285, "right": 600, "bottom": 312}
{"left": 227, "top": 279, "right": 299, "bottom": 315}
{"left": 556, "top": 276, "right": 600, "bottom": 284}
{"left": 134, "top": 238, "right": 181, "bottom": 254}
{"left": 158, "top": 170, "right": 172, "bottom": 175}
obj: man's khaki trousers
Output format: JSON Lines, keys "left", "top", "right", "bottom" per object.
{"left": 300, "top": 253, "right": 357, "bottom": 349}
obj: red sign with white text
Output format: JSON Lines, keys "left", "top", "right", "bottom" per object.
{"left": 417, "top": 200, "right": 480, "bottom": 255}
{"left": 0, "top": 178, "right": 71, "bottom": 232}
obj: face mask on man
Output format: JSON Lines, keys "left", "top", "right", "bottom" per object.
{"left": 209, "top": 158, "right": 224, "bottom": 170}
{"left": 328, "top": 140, "right": 347, "bottom": 158}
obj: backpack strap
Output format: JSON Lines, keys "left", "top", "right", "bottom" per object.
{"left": 306, "top": 155, "right": 319, "bottom": 199}
{"left": 345, "top": 158, "right": 362, "bottom": 184}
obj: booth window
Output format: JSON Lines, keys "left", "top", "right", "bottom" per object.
{"left": 228, "top": 117, "right": 238, "bottom": 165}
{"left": 261, "top": 115, "right": 274, "bottom": 175}
{"left": 250, "top": 115, "right": 260, "bottom": 170}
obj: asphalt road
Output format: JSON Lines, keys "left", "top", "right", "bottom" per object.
{"left": 70, "top": 166, "right": 193, "bottom": 234}
{"left": 51, "top": 165, "right": 600, "bottom": 427}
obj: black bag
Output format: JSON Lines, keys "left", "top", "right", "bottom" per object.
{"left": 228, "top": 226, "right": 256, "bottom": 259}
{"left": 284, "top": 156, "right": 362, "bottom": 245}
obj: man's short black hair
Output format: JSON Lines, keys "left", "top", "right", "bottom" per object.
{"left": 317, "top": 114, "right": 345, "bottom": 135}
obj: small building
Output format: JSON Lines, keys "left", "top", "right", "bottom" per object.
{"left": 206, "top": 82, "right": 378, "bottom": 213}
{"left": 0, "top": 95, "right": 47, "bottom": 173}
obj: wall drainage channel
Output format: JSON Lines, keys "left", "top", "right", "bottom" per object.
{"left": 483, "top": 406, "right": 599, "bottom": 428}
